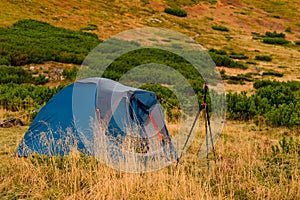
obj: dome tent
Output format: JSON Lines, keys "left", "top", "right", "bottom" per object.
{"left": 15, "top": 78, "right": 177, "bottom": 171}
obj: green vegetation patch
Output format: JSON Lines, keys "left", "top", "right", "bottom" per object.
{"left": 256, "top": 136, "right": 300, "bottom": 188}
{"left": 0, "top": 19, "right": 100, "bottom": 66}
{"left": 255, "top": 55, "right": 272, "bottom": 61}
{"left": 221, "top": 70, "right": 253, "bottom": 85}
{"left": 263, "top": 37, "right": 290, "bottom": 45}
{"left": 262, "top": 70, "right": 284, "bottom": 77}
{"left": 227, "top": 80, "right": 300, "bottom": 128}
{"left": 80, "top": 24, "right": 98, "bottom": 31}
{"left": 208, "top": 49, "right": 248, "bottom": 69}
{"left": 265, "top": 31, "right": 285, "bottom": 38}
{"left": 252, "top": 31, "right": 291, "bottom": 45}
{"left": 0, "top": 83, "right": 64, "bottom": 114}
{"left": 0, "top": 66, "right": 48, "bottom": 85}
{"left": 164, "top": 7, "right": 187, "bottom": 17}
{"left": 165, "top": 0, "right": 217, "bottom": 7}
{"left": 212, "top": 25, "right": 229, "bottom": 32}
{"left": 229, "top": 52, "right": 249, "bottom": 60}
{"left": 0, "top": 66, "right": 32, "bottom": 84}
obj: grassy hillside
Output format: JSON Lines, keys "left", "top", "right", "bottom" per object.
{"left": 0, "top": 0, "right": 299, "bottom": 92}
{"left": 0, "top": 1, "right": 300, "bottom": 199}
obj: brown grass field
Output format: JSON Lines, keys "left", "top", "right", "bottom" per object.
{"left": 0, "top": 121, "right": 299, "bottom": 199}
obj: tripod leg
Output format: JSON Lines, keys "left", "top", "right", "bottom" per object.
{"left": 206, "top": 106, "right": 217, "bottom": 164}
{"left": 204, "top": 105, "right": 210, "bottom": 170}
{"left": 176, "top": 106, "right": 202, "bottom": 167}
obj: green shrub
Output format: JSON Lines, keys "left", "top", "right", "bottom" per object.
{"left": 80, "top": 24, "right": 98, "bottom": 31}
{"left": 212, "top": 25, "right": 229, "bottom": 32}
{"left": 278, "top": 65, "right": 287, "bottom": 68}
{"left": 226, "top": 83, "right": 300, "bottom": 128}
{"left": 0, "top": 56, "right": 10, "bottom": 65}
{"left": 227, "top": 79, "right": 244, "bottom": 85}
{"left": 294, "top": 40, "right": 300, "bottom": 45}
{"left": 62, "top": 66, "right": 78, "bottom": 81}
{"left": 257, "top": 136, "right": 300, "bottom": 188}
{"left": 225, "top": 73, "right": 253, "bottom": 85}
{"left": 272, "top": 136, "right": 300, "bottom": 156}
{"left": 262, "top": 71, "right": 284, "bottom": 77}
{"left": 272, "top": 15, "right": 281, "bottom": 19}
{"left": 0, "top": 19, "right": 100, "bottom": 66}
{"left": 263, "top": 37, "right": 290, "bottom": 45}
{"left": 164, "top": 7, "right": 187, "bottom": 17}
{"left": 0, "top": 83, "right": 64, "bottom": 112}
{"left": 285, "top": 27, "right": 292, "bottom": 33}
{"left": 255, "top": 55, "right": 272, "bottom": 61}
{"left": 209, "top": 52, "right": 248, "bottom": 69}
{"left": 253, "top": 80, "right": 300, "bottom": 91}
{"left": 0, "top": 66, "right": 32, "bottom": 84}
{"left": 208, "top": 48, "right": 227, "bottom": 55}
{"left": 265, "top": 31, "right": 285, "bottom": 38}
{"left": 229, "top": 52, "right": 249, "bottom": 59}
{"left": 246, "top": 61, "right": 257, "bottom": 65}
{"left": 253, "top": 80, "right": 279, "bottom": 89}
{"left": 229, "top": 62, "right": 248, "bottom": 69}
{"left": 34, "top": 74, "right": 49, "bottom": 85}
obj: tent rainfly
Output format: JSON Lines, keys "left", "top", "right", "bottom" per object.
{"left": 15, "top": 78, "right": 177, "bottom": 167}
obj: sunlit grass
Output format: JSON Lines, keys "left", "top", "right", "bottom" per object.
{"left": 0, "top": 121, "right": 299, "bottom": 199}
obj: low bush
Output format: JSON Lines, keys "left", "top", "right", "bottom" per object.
{"left": 62, "top": 66, "right": 78, "bottom": 81}
{"left": 208, "top": 48, "right": 227, "bottom": 55}
{"left": 80, "top": 24, "right": 98, "bottom": 31}
{"left": 263, "top": 37, "right": 290, "bottom": 45}
{"left": 34, "top": 74, "right": 49, "bottom": 85}
{"left": 278, "top": 65, "right": 287, "bottom": 68}
{"left": 224, "top": 73, "right": 253, "bottom": 85}
{"left": 285, "top": 27, "right": 292, "bottom": 33}
{"left": 209, "top": 52, "right": 248, "bottom": 69}
{"left": 0, "top": 19, "right": 100, "bottom": 66}
{"left": 227, "top": 81, "right": 300, "bottom": 128}
{"left": 212, "top": 25, "right": 229, "bottom": 32}
{"left": 272, "top": 15, "right": 281, "bottom": 19}
{"left": 0, "top": 83, "right": 64, "bottom": 113}
{"left": 229, "top": 52, "right": 249, "bottom": 59}
{"left": 246, "top": 61, "right": 257, "bottom": 65}
{"left": 0, "top": 66, "right": 32, "bottom": 84}
{"left": 256, "top": 136, "right": 300, "bottom": 189}
{"left": 262, "top": 71, "right": 284, "bottom": 77}
{"left": 253, "top": 80, "right": 300, "bottom": 91}
{"left": 164, "top": 8, "right": 187, "bottom": 17}
{"left": 255, "top": 55, "right": 272, "bottom": 61}
{"left": 265, "top": 31, "right": 285, "bottom": 38}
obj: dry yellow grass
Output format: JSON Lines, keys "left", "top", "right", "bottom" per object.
{"left": 0, "top": 0, "right": 300, "bottom": 199}
{"left": 0, "top": 121, "right": 299, "bottom": 199}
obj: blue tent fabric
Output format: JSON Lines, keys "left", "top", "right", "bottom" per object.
{"left": 15, "top": 78, "right": 178, "bottom": 166}
{"left": 15, "top": 84, "right": 88, "bottom": 156}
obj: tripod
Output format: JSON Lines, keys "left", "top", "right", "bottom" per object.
{"left": 176, "top": 83, "right": 216, "bottom": 169}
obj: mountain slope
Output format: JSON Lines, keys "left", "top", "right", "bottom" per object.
{"left": 0, "top": 0, "right": 299, "bottom": 91}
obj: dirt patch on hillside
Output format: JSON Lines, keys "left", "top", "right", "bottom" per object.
{"left": 150, "top": 1, "right": 167, "bottom": 11}
{"left": 219, "top": 0, "right": 246, "bottom": 9}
